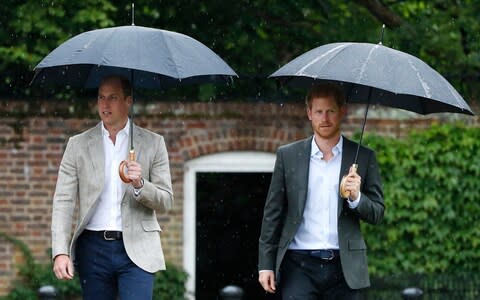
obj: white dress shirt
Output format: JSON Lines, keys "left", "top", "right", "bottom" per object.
{"left": 86, "top": 119, "right": 130, "bottom": 231}
{"left": 289, "top": 136, "right": 360, "bottom": 250}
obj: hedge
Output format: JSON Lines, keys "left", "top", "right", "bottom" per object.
{"left": 361, "top": 123, "right": 480, "bottom": 276}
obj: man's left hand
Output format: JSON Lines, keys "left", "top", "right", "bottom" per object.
{"left": 344, "top": 166, "right": 361, "bottom": 200}
{"left": 126, "top": 160, "right": 143, "bottom": 188}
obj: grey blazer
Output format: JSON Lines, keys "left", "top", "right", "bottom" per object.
{"left": 258, "top": 136, "right": 384, "bottom": 289}
{"left": 51, "top": 122, "right": 174, "bottom": 273}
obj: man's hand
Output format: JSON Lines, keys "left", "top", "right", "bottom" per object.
{"left": 126, "top": 160, "right": 143, "bottom": 188}
{"left": 344, "top": 165, "right": 361, "bottom": 200}
{"left": 258, "top": 271, "right": 276, "bottom": 293}
{"left": 53, "top": 254, "right": 74, "bottom": 280}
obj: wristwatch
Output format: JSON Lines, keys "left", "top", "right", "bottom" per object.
{"left": 133, "top": 178, "right": 144, "bottom": 197}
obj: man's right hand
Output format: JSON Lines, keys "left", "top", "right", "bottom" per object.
{"left": 53, "top": 254, "right": 74, "bottom": 280}
{"left": 258, "top": 270, "right": 276, "bottom": 293}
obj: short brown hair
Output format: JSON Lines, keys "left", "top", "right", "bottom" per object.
{"left": 100, "top": 75, "right": 132, "bottom": 98}
{"left": 305, "top": 82, "right": 346, "bottom": 109}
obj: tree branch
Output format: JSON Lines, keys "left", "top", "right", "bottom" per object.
{"left": 354, "top": 0, "right": 404, "bottom": 28}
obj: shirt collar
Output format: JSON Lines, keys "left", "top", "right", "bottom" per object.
{"left": 311, "top": 135, "right": 343, "bottom": 158}
{"left": 101, "top": 118, "right": 130, "bottom": 138}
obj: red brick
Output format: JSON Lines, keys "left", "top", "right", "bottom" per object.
{"left": 0, "top": 100, "right": 477, "bottom": 296}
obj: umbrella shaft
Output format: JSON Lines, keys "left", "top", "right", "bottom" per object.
{"left": 130, "top": 69, "right": 134, "bottom": 151}
{"left": 354, "top": 88, "right": 372, "bottom": 164}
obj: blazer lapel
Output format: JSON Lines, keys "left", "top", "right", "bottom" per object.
{"left": 338, "top": 136, "right": 357, "bottom": 217}
{"left": 87, "top": 123, "right": 105, "bottom": 189}
{"left": 296, "top": 137, "right": 312, "bottom": 217}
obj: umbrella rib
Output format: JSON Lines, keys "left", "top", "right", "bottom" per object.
{"left": 438, "top": 73, "right": 470, "bottom": 111}
{"left": 295, "top": 44, "right": 348, "bottom": 76}
{"left": 357, "top": 44, "right": 380, "bottom": 83}
{"left": 159, "top": 32, "right": 183, "bottom": 80}
{"left": 408, "top": 60, "right": 432, "bottom": 99}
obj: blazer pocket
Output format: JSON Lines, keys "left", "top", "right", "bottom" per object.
{"left": 348, "top": 239, "right": 367, "bottom": 250}
{"left": 142, "top": 220, "right": 162, "bottom": 232}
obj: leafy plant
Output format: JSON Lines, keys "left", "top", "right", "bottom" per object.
{"left": 0, "top": 232, "right": 79, "bottom": 300}
{"left": 153, "top": 264, "right": 188, "bottom": 300}
{"left": 361, "top": 123, "right": 480, "bottom": 276}
{"left": 0, "top": 232, "right": 187, "bottom": 300}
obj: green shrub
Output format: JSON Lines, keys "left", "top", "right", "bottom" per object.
{"left": 0, "top": 232, "right": 187, "bottom": 300}
{"left": 153, "top": 264, "right": 188, "bottom": 300}
{"left": 361, "top": 123, "right": 480, "bottom": 276}
{"left": 0, "top": 232, "right": 78, "bottom": 300}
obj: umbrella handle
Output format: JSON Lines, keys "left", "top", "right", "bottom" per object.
{"left": 119, "top": 150, "right": 136, "bottom": 183}
{"left": 339, "top": 164, "right": 358, "bottom": 199}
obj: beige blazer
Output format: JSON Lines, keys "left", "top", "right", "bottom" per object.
{"left": 51, "top": 122, "right": 174, "bottom": 273}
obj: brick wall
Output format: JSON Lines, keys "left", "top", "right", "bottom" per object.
{"left": 0, "top": 100, "right": 477, "bottom": 295}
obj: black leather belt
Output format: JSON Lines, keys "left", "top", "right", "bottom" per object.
{"left": 290, "top": 249, "right": 340, "bottom": 260}
{"left": 83, "top": 230, "right": 123, "bottom": 241}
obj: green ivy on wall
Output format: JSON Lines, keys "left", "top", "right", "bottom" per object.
{"left": 361, "top": 123, "right": 480, "bottom": 276}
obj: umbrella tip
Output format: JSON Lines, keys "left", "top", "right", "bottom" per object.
{"left": 131, "top": 3, "right": 135, "bottom": 26}
{"left": 379, "top": 24, "right": 386, "bottom": 45}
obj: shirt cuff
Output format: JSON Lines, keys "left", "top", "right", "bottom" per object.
{"left": 348, "top": 192, "right": 361, "bottom": 209}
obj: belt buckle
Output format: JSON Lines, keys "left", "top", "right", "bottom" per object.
{"left": 103, "top": 231, "right": 116, "bottom": 241}
{"left": 311, "top": 249, "right": 335, "bottom": 260}
{"left": 324, "top": 249, "right": 335, "bottom": 260}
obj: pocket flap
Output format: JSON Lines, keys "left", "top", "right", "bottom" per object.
{"left": 348, "top": 239, "right": 367, "bottom": 250}
{"left": 142, "top": 220, "right": 161, "bottom": 232}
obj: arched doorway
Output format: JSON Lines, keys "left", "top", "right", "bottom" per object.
{"left": 183, "top": 152, "right": 275, "bottom": 299}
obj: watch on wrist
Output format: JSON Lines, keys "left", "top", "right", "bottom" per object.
{"left": 133, "top": 178, "right": 144, "bottom": 196}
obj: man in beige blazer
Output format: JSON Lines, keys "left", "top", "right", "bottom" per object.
{"left": 51, "top": 76, "right": 173, "bottom": 300}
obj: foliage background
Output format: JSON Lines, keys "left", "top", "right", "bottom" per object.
{"left": 0, "top": 0, "right": 479, "bottom": 102}
{"left": 362, "top": 123, "right": 480, "bottom": 277}
{"left": 0, "top": 232, "right": 187, "bottom": 300}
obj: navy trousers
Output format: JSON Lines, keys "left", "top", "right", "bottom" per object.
{"left": 75, "top": 231, "right": 155, "bottom": 300}
{"left": 279, "top": 251, "right": 363, "bottom": 300}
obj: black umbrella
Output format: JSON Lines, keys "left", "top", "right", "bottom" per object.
{"left": 31, "top": 25, "right": 237, "bottom": 89}
{"left": 31, "top": 20, "right": 238, "bottom": 182}
{"left": 270, "top": 42, "right": 473, "bottom": 116}
{"left": 269, "top": 41, "right": 474, "bottom": 197}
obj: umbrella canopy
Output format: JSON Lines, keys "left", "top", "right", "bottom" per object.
{"left": 270, "top": 42, "right": 473, "bottom": 116}
{"left": 31, "top": 25, "right": 238, "bottom": 88}
{"left": 31, "top": 24, "right": 238, "bottom": 183}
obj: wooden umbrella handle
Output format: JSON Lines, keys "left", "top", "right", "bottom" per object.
{"left": 339, "top": 164, "right": 358, "bottom": 199}
{"left": 119, "top": 150, "right": 136, "bottom": 183}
